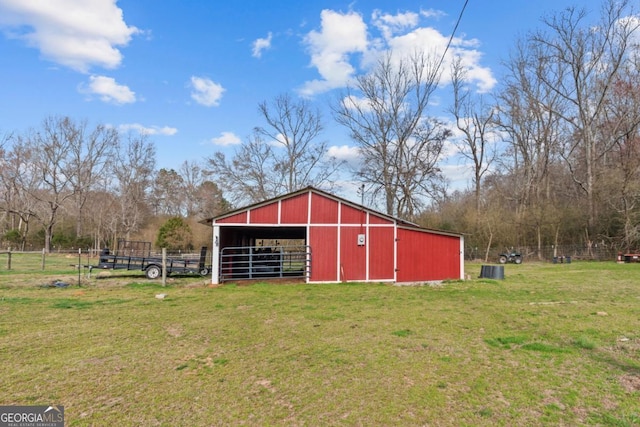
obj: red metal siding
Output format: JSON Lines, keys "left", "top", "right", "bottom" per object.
{"left": 369, "top": 214, "right": 393, "bottom": 225}
{"left": 339, "top": 226, "right": 366, "bottom": 281}
{"left": 309, "top": 226, "right": 338, "bottom": 281}
{"left": 217, "top": 212, "right": 247, "bottom": 224}
{"left": 396, "top": 228, "right": 460, "bottom": 282}
{"left": 340, "top": 204, "right": 366, "bottom": 225}
{"left": 212, "top": 189, "right": 462, "bottom": 284}
{"left": 250, "top": 203, "right": 278, "bottom": 224}
{"left": 310, "top": 193, "right": 338, "bottom": 224}
{"left": 280, "top": 193, "right": 309, "bottom": 224}
{"left": 369, "top": 227, "right": 395, "bottom": 280}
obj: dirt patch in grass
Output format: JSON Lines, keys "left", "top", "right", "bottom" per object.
{"left": 619, "top": 374, "right": 640, "bottom": 393}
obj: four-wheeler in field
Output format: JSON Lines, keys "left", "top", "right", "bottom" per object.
{"left": 96, "top": 240, "right": 211, "bottom": 279}
{"left": 498, "top": 250, "right": 523, "bottom": 264}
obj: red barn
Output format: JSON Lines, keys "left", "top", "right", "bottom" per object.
{"left": 204, "top": 187, "right": 464, "bottom": 284}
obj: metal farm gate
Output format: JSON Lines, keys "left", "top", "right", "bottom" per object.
{"left": 219, "top": 245, "right": 311, "bottom": 282}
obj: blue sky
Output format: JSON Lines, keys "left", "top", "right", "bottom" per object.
{"left": 0, "top": 0, "right": 604, "bottom": 195}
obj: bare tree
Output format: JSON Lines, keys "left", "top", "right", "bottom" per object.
{"left": 0, "top": 118, "right": 120, "bottom": 252}
{"left": 256, "top": 94, "right": 340, "bottom": 193}
{"left": 207, "top": 134, "right": 274, "bottom": 205}
{"left": 0, "top": 132, "right": 39, "bottom": 250}
{"left": 207, "top": 93, "right": 342, "bottom": 205}
{"left": 150, "top": 168, "right": 185, "bottom": 217}
{"left": 334, "top": 51, "right": 450, "bottom": 219}
{"left": 599, "top": 60, "right": 640, "bottom": 251}
{"left": 12, "top": 117, "right": 81, "bottom": 252}
{"left": 179, "top": 160, "right": 204, "bottom": 217}
{"left": 176, "top": 160, "right": 230, "bottom": 218}
{"left": 67, "top": 121, "right": 118, "bottom": 237}
{"left": 449, "top": 56, "right": 499, "bottom": 217}
{"left": 531, "top": 0, "right": 640, "bottom": 239}
{"left": 111, "top": 133, "right": 156, "bottom": 242}
{"left": 495, "top": 38, "right": 568, "bottom": 256}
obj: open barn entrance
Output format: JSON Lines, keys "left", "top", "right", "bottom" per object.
{"left": 217, "top": 226, "right": 310, "bottom": 282}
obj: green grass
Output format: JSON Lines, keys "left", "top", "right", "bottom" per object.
{"left": 1, "top": 258, "right": 639, "bottom": 425}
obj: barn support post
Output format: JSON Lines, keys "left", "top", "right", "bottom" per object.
{"left": 460, "top": 235, "right": 465, "bottom": 280}
{"left": 211, "top": 226, "right": 220, "bottom": 284}
{"left": 393, "top": 221, "right": 398, "bottom": 283}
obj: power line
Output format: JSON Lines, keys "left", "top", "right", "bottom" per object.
{"left": 436, "top": 0, "right": 470, "bottom": 74}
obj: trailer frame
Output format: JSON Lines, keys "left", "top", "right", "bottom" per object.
{"left": 96, "top": 240, "right": 211, "bottom": 279}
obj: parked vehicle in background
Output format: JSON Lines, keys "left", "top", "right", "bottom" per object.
{"left": 96, "top": 240, "right": 211, "bottom": 279}
{"left": 499, "top": 250, "right": 523, "bottom": 264}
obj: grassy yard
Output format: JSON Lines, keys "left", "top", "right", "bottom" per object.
{"left": 0, "top": 256, "right": 639, "bottom": 425}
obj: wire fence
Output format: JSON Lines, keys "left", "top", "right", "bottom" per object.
{"left": 466, "top": 244, "right": 623, "bottom": 263}
{"left": 0, "top": 249, "right": 213, "bottom": 280}
{"left": 0, "top": 243, "right": 627, "bottom": 276}
{"left": 0, "top": 250, "right": 76, "bottom": 272}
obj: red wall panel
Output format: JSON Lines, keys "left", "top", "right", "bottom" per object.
{"left": 369, "top": 227, "right": 395, "bottom": 280}
{"left": 217, "top": 212, "right": 247, "bottom": 224}
{"left": 341, "top": 204, "right": 366, "bottom": 225}
{"left": 250, "top": 203, "right": 279, "bottom": 224}
{"left": 309, "top": 226, "right": 338, "bottom": 282}
{"left": 280, "top": 193, "right": 309, "bottom": 224}
{"left": 310, "top": 193, "right": 338, "bottom": 224}
{"left": 339, "top": 226, "right": 367, "bottom": 281}
{"left": 396, "top": 228, "right": 460, "bottom": 282}
{"left": 369, "top": 214, "right": 393, "bottom": 225}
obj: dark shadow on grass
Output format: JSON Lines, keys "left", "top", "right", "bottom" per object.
{"left": 588, "top": 347, "right": 640, "bottom": 376}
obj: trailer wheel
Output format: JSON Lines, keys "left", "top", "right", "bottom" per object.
{"left": 199, "top": 268, "right": 209, "bottom": 276}
{"left": 145, "top": 265, "right": 162, "bottom": 280}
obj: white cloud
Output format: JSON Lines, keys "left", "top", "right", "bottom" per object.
{"left": 211, "top": 131, "right": 241, "bottom": 146}
{"left": 420, "top": 9, "right": 446, "bottom": 19}
{"left": 300, "top": 7, "right": 497, "bottom": 96}
{"left": 119, "top": 123, "right": 177, "bottom": 136}
{"left": 372, "top": 10, "right": 419, "bottom": 40}
{"left": 0, "top": 0, "right": 139, "bottom": 72}
{"left": 388, "top": 27, "right": 448, "bottom": 57}
{"left": 619, "top": 15, "right": 640, "bottom": 48}
{"left": 340, "top": 94, "right": 374, "bottom": 112}
{"left": 449, "top": 44, "right": 496, "bottom": 93}
{"left": 252, "top": 32, "right": 272, "bottom": 58}
{"left": 80, "top": 75, "right": 136, "bottom": 104}
{"left": 300, "top": 10, "right": 368, "bottom": 96}
{"left": 190, "top": 76, "right": 224, "bottom": 107}
{"left": 327, "top": 144, "right": 360, "bottom": 163}
{"left": 386, "top": 27, "right": 496, "bottom": 92}
{"left": 440, "top": 162, "right": 473, "bottom": 191}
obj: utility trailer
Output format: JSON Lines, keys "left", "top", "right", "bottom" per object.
{"left": 96, "top": 240, "right": 211, "bottom": 279}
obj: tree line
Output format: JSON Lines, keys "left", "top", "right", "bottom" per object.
{"left": 1, "top": 0, "right": 638, "bottom": 259}
{"left": 428, "top": 0, "right": 640, "bottom": 259}
{"left": 0, "top": 117, "right": 229, "bottom": 253}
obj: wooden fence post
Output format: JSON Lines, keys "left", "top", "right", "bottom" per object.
{"left": 162, "top": 248, "right": 167, "bottom": 286}
{"left": 6, "top": 251, "right": 11, "bottom": 270}
{"left": 78, "top": 248, "right": 82, "bottom": 286}
{"left": 41, "top": 248, "right": 45, "bottom": 270}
